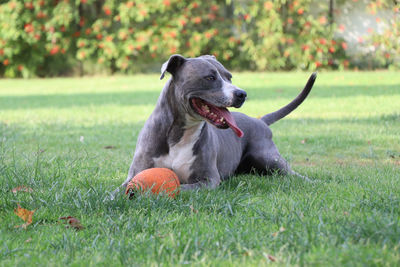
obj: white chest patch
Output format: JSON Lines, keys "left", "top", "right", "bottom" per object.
{"left": 153, "top": 122, "right": 204, "bottom": 183}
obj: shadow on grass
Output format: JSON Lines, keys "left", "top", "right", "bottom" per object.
{"left": 1, "top": 84, "right": 399, "bottom": 110}
{"left": 270, "top": 113, "right": 400, "bottom": 125}
{"left": 245, "top": 83, "right": 400, "bottom": 101}
{"left": 0, "top": 90, "right": 160, "bottom": 110}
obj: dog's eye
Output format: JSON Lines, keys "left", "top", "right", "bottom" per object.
{"left": 205, "top": 75, "right": 216, "bottom": 81}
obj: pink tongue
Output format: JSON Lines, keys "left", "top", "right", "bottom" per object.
{"left": 217, "top": 108, "right": 244, "bottom": 138}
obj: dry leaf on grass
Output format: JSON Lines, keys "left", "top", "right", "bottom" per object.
{"left": 263, "top": 252, "right": 277, "bottom": 262}
{"left": 156, "top": 233, "right": 166, "bottom": 239}
{"left": 243, "top": 249, "right": 253, "bottom": 257}
{"left": 14, "top": 204, "right": 35, "bottom": 229}
{"left": 104, "top": 145, "right": 116, "bottom": 149}
{"left": 267, "top": 254, "right": 277, "bottom": 262}
{"left": 59, "top": 216, "right": 85, "bottom": 231}
{"left": 12, "top": 186, "right": 33, "bottom": 193}
{"left": 189, "top": 205, "right": 198, "bottom": 214}
{"left": 271, "top": 226, "right": 286, "bottom": 237}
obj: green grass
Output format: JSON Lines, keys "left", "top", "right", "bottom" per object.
{"left": 1, "top": 71, "right": 400, "bottom": 266}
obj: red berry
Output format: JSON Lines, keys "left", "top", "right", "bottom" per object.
{"left": 193, "top": 17, "right": 202, "bottom": 24}
{"left": 104, "top": 7, "right": 111, "bottom": 16}
{"left": 315, "top": 61, "right": 323, "bottom": 67}
{"left": 50, "top": 46, "right": 59, "bottom": 55}
{"left": 24, "top": 2, "right": 33, "bottom": 9}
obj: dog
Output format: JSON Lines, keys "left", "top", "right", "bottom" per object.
{"left": 118, "top": 54, "right": 316, "bottom": 192}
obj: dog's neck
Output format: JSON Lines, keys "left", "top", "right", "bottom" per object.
{"left": 154, "top": 79, "right": 205, "bottom": 146}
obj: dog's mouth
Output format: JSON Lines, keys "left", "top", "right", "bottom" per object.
{"left": 190, "top": 98, "right": 243, "bottom": 138}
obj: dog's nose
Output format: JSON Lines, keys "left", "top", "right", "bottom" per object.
{"left": 234, "top": 90, "right": 247, "bottom": 100}
{"left": 232, "top": 89, "right": 247, "bottom": 108}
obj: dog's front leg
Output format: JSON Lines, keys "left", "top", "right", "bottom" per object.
{"left": 180, "top": 179, "right": 220, "bottom": 191}
{"left": 180, "top": 168, "right": 221, "bottom": 191}
{"left": 109, "top": 155, "right": 154, "bottom": 199}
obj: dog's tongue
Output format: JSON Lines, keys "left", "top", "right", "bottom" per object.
{"left": 218, "top": 108, "right": 243, "bottom": 138}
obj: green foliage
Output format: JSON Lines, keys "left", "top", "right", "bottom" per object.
{"left": 233, "top": 0, "right": 345, "bottom": 71}
{"left": 360, "top": 2, "right": 400, "bottom": 70}
{"left": 0, "top": 0, "right": 398, "bottom": 77}
{"left": 0, "top": 0, "right": 79, "bottom": 77}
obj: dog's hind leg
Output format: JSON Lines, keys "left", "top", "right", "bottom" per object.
{"left": 246, "top": 142, "right": 312, "bottom": 182}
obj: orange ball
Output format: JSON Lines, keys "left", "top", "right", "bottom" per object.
{"left": 125, "top": 168, "right": 180, "bottom": 198}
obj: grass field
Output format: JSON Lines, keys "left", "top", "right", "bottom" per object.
{"left": 1, "top": 71, "right": 399, "bottom": 266}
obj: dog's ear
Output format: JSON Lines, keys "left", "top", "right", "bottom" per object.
{"left": 160, "top": 54, "right": 186, "bottom": 80}
{"left": 199, "top": 54, "right": 216, "bottom": 60}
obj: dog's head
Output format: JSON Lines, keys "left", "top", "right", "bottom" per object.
{"left": 160, "top": 54, "right": 246, "bottom": 137}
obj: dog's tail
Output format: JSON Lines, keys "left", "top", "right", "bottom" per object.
{"left": 261, "top": 72, "right": 317, "bottom": 125}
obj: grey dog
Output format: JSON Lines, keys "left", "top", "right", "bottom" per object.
{"left": 118, "top": 54, "right": 316, "bottom": 192}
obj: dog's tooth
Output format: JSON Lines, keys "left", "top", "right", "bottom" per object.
{"left": 202, "top": 105, "right": 210, "bottom": 113}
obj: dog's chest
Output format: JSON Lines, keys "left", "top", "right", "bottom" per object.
{"left": 153, "top": 123, "right": 203, "bottom": 183}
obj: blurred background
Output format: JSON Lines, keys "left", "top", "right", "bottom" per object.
{"left": 0, "top": 0, "right": 399, "bottom": 78}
